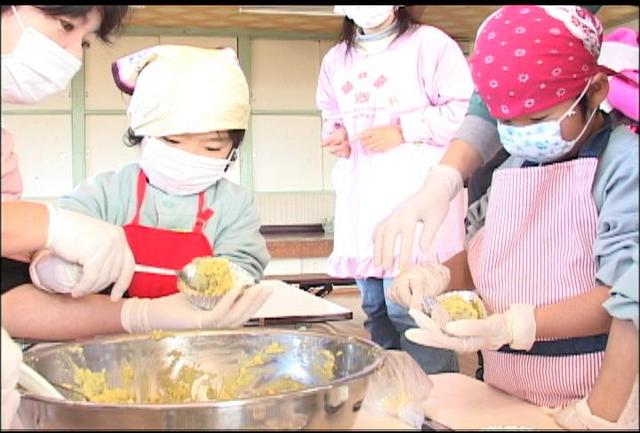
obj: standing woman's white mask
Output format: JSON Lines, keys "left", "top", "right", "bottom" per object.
{"left": 336, "top": 6, "right": 395, "bottom": 30}
{"left": 1, "top": 6, "right": 82, "bottom": 104}
{"left": 139, "top": 136, "right": 236, "bottom": 196}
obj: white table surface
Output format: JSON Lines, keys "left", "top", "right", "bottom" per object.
{"left": 351, "top": 373, "right": 563, "bottom": 430}
{"left": 249, "top": 281, "right": 353, "bottom": 325}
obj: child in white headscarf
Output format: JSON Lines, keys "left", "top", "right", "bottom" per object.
{"left": 2, "top": 45, "right": 273, "bottom": 339}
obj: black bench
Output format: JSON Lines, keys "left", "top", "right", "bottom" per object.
{"left": 264, "top": 273, "right": 356, "bottom": 297}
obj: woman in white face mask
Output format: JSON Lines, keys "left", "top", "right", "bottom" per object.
{"left": 2, "top": 45, "right": 273, "bottom": 345}
{"left": 1, "top": 5, "right": 133, "bottom": 292}
{"left": 1, "top": 5, "right": 132, "bottom": 430}
{"left": 317, "top": 5, "right": 473, "bottom": 375}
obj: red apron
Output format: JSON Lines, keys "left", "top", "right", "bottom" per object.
{"left": 466, "top": 127, "right": 612, "bottom": 407}
{"left": 124, "top": 170, "right": 214, "bottom": 298}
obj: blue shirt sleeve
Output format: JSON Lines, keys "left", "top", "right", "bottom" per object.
{"left": 593, "top": 126, "right": 639, "bottom": 288}
{"left": 453, "top": 90, "right": 501, "bottom": 164}
{"left": 466, "top": 90, "right": 496, "bottom": 125}
{"left": 602, "top": 246, "right": 639, "bottom": 329}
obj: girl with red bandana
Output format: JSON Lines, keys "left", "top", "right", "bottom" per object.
{"left": 402, "top": 5, "right": 638, "bottom": 416}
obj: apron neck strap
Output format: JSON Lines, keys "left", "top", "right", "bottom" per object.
{"left": 131, "top": 170, "right": 149, "bottom": 225}
{"left": 133, "top": 169, "right": 214, "bottom": 232}
{"left": 193, "top": 191, "right": 214, "bottom": 232}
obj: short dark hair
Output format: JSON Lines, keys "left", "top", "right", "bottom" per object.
{"left": 1, "top": 5, "right": 130, "bottom": 43}
{"left": 339, "top": 6, "right": 420, "bottom": 55}
{"left": 124, "top": 128, "right": 247, "bottom": 152}
{"left": 579, "top": 92, "right": 591, "bottom": 120}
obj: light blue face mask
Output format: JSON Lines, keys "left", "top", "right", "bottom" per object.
{"left": 497, "top": 80, "right": 597, "bottom": 164}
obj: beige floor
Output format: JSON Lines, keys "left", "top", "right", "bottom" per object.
{"left": 324, "top": 286, "right": 479, "bottom": 378}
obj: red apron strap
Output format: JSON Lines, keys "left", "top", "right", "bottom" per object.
{"left": 131, "top": 170, "right": 148, "bottom": 226}
{"left": 193, "top": 190, "right": 214, "bottom": 232}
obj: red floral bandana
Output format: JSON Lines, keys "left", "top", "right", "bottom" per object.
{"left": 470, "top": 5, "right": 604, "bottom": 119}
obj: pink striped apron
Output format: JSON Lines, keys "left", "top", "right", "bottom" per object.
{"left": 466, "top": 127, "right": 612, "bottom": 408}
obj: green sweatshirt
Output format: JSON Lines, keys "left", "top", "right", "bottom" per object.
{"left": 56, "top": 163, "right": 270, "bottom": 283}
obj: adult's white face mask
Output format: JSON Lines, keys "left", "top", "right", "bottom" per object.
{"left": 1, "top": 6, "right": 82, "bottom": 104}
{"left": 139, "top": 136, "right": 235, "bottom": 196}
{"left": 339, "top": 6, "right": 395, "bottom": 30}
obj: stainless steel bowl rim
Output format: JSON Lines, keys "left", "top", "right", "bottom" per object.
{"left": 21, "top": 328, "right": 385, "bottom": 409}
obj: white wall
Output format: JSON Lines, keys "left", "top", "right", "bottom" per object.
{"left": 2, "top": 65, "right": 73, "bottom": 199}
{"left": 4, "top": 32, "right": 339, "bottom": 224}
{"left": 2, "top": 115, "right": 73, "bottom": 198}
{"left": 4, "top": 31, "right": 472, "bottom": 225}
{"left": 606, "top": 18, "right": 639, "bottom": 33}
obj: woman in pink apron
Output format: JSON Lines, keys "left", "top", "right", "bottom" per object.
{"left": 403, "top": 5, "right": 639, "bottom": 411}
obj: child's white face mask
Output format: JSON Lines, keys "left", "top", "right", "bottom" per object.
{"left": 139, "top": 136, "right": 235, "bottom": 196}
{"left": 338, "top": 6, "right": 395, "bottom": 30}
{"left": 1, "top": 6, "right": 82, "bottom": 104}
{"left": 497, "top": 79, "right": 597, "bottom": 164}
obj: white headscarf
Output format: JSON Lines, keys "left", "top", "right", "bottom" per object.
{"left": 112, "top": 45, "right": 250, "bottom": 137}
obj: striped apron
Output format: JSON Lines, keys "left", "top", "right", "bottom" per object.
{"left": 466, "top": 126, "right": 612, "bottom": 408}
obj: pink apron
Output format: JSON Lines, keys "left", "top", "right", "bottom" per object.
{"left": 467, "top": 127, "right": 611, "bottom": 407}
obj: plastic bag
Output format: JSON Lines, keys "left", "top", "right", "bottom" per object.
{"left": 361, "top": 350, "right": 433, "bottom": 428}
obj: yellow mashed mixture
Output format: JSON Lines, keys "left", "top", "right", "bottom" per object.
{"left": 190, "top": 257, "right": 235, "bottom": 296}
{"left": 150, "top": 330, "right": 174, "bottom": 341}
{"left": 70, "top": 342, "right": 335, "bottom": 404}
{"left": 72, "top": 363, "right": 135, "bottom": 403}
{"left": 318, "top": 350, "right": 337, "bottom": 380}
{"left": 438, "top": 294, "right": 485, "bottom": 321}
{"left": 215, "top": 341, "right": 287, "bottom": 400}
{"left": 255, "top": 377, "right": 305, "bottom": 396}
{"left": 383, "top": 391, "right": 410, "bottom": 413}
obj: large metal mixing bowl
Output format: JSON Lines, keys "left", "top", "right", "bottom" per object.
{"left": 18, "top": 328, "right": 384, "bottom": 429}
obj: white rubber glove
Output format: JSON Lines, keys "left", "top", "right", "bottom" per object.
{"left": 551, "top": 397, "right": 626, "bottom": 430}
{"left": 29, "top": 250, "right": 82, "bottom": 294}
{"left": 1, "top": 327, "right": 22, "bottom": 430}
{"left": 121, "top": 283, "right": 274, "bottom": 333}
{"left": 373, "top": 164, "right": 463, "bottom": 271}
{"left": 45, "top": 204, "right": 135, "bottom": 301}
{"left": 388, "top": 263, "right": 450, "bottom": 310}
{"left": 551, "top": 375, "right": 639, "bottom": 430}
{"left": 405, "top": 304, "right": 536, "bottom": 353}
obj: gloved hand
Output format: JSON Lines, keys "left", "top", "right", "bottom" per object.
{"left": 405, "top": 304, "right": 536, "bottom": 353}
{"left": 1, "top": 327, "right": 22, "bottom": 430}
{"left": 388, "top": 262, "right": 450, "bottom": 310}
{"left": 29, "top": 250, "right": 82, "bottom": 295}
{"left": 551, "top": 375, "right": 639, "bottom": 430}
{"left": 121, "top": 283, "right": 274, "bottom": 333}
{"left": 321, "top": 127, "right": 351, "bottom": 158}
{"left": 45, "top": 204, "right": 135, "bottom": 301}
{"left": 551, "top": 397, "right": 625, "bottom": 430}
{"left": 373, "top": 164, "right": 463, "bottom": 271}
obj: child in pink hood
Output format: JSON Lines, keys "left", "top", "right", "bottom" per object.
{"left": 316, "top": 5, "right": 473, "bottom": 374}
{"left": 598, "top": 27, "right": 639, "bottom": 133}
